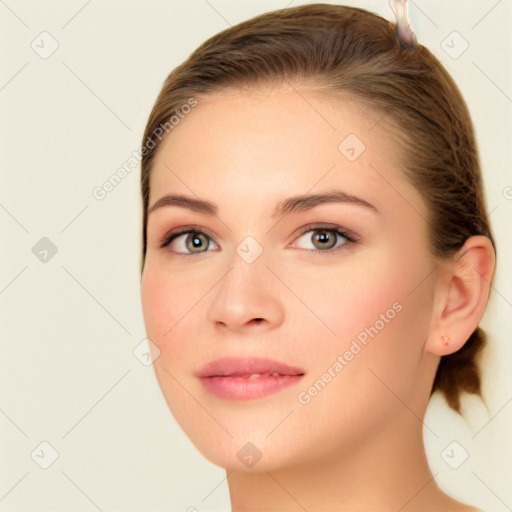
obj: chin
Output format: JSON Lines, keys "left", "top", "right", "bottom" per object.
{"left": 196, "top": 439, "right": 303, "bottom": 473}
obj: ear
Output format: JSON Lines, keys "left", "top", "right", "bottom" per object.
{"left": 425, "top": 235, "right": 496, "bottom": 356}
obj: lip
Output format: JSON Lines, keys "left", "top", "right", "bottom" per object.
{"left": 198, "top": 357, "right": 305, "bottom": 401}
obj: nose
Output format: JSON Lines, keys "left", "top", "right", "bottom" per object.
{"left": 206, "top": 248, "right": 285, "bottom": 332}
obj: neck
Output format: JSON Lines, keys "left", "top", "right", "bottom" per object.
{"left": 226, "top": 415, "right": 455, "bottom": 512}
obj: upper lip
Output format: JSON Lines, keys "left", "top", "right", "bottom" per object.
{"left": 198, "top": 357, "right": 305, "bottom": 378}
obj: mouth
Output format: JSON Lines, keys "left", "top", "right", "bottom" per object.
{"left": 198, "top": 357, "right": 305, "bottom": 400}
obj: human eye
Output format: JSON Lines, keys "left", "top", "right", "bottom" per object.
{"left": 160, "top": 226, "right": 219, "bottom": 256}
{"left": 291, "top": 223, "right": 357, "bottom": 254}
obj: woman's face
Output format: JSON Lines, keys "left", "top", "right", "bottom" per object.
{"left": 140, "top": 88, "right": 440, "bottom": 471}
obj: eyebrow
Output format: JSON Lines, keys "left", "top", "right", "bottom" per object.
{"left": 147, "top": 189, "right": 379, "bottom": 218}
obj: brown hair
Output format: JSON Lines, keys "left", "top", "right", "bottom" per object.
{"left": 140, "top": 3, "right": 496, "bottom": 413}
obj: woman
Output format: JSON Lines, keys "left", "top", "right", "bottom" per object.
{"left": 139, "top": 4, "right": 496, "bottom": 510}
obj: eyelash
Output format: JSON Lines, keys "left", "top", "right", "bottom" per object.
{"left": 160, "top": 223, "right": 358, "bottom": 257}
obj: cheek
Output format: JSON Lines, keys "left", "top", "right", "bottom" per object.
{"left": 140, "top": 263, "right": 190, "bottom": 347}
{"left": 140, "top": 265, "right": 198, "bottom": 413}
{"left": 287, "top": 248, "right": 433, "bottom": 395}
{"left": 282, "top": 251, "right": 405, "bottom": 344}
{"left": 140, "top": 259, "right": 217, "bottom": 374}
{"left": 140, "top": 267, "right": 168, "bottom": 342}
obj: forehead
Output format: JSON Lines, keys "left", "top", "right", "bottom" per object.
{"left": 149, "top": 87, "right": 424, "bottom": 222}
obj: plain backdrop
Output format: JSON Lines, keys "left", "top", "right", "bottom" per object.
{"left": 1, "top": 1, "right": 511, "bottom": 511}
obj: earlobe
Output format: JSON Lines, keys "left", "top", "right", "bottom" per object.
{"left": 425, "top": 235, "right": 495, "bottom": 357}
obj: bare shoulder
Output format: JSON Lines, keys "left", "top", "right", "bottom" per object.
{"left": 449, "top": 502, "right": 484, "bottom": 512}
{"left": 437, "top": 496, "right": 484, "bottom": 512}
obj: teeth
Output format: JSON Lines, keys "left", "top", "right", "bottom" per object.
{"left": 248, "top": 372, "right": 281, "bottom": 378}
{"left": 216, "top": 372, "right": 285, "bottom": 378}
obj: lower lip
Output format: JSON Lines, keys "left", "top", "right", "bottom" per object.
{"left": 200, "top": 374, "right": 304, "bottom": 400}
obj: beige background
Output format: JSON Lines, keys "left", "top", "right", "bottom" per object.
{"left": 1, "top": 0, "right": 511, "bottom": 510}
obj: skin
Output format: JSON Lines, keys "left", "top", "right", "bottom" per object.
{"left": 140, "top": 86, "right": 494, "bottom": 511}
